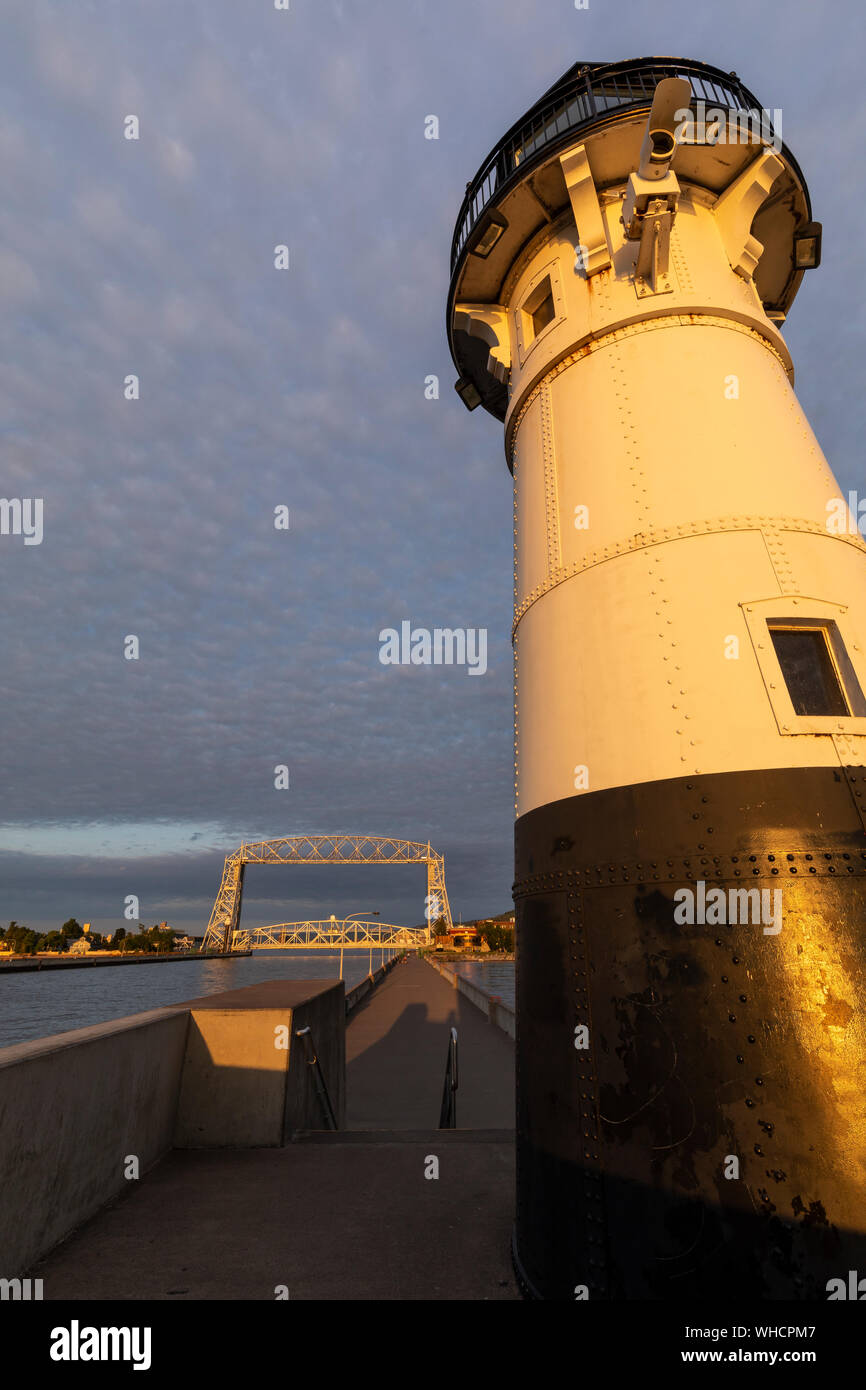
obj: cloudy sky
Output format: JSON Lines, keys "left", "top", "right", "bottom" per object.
{"left": 0, "top": 0, "right": 862, "bottom": 934}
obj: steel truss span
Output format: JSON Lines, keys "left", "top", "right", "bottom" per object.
{"left": 232, "top": 920, "right": 428, "bottom": 950}
{"left": 201, "top": 835, "right": 453, "bottom": 952}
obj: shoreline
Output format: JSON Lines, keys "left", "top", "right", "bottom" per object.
{"left": 0, "top": 950, "right": 251, "bottom": 975}
{"left": 421, "top": 949, "right": 515, "bottom": 963}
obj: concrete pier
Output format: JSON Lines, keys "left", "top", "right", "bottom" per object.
{"left": 7, "top": 955, "right": 517, "bottom": 1299}
{"left": 0, "top": 978, "right": 346, "bottom": 1275}
{"left": 29, "top": 1134, "right": 516, "bottom": 1300}
{"left": 347, "top": 954, "right": 514, "bottom": 1128}
{"left": 0, "top": 949, "right": 251, "bottom": 973}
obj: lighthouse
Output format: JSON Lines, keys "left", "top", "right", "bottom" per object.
{"left": 447, "top": 58, "right": 866, "bottom": 1299}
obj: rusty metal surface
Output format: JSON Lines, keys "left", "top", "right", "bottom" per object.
{"left": 513, "top": 768, "right": 866, "bottom": 1299}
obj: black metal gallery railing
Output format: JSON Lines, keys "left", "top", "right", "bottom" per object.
{"left": 450, "top": 57, "right": 780, "bottom": 273}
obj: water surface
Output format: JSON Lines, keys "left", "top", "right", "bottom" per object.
{"left": 0, "top": 951, "right": 396, "bottom": 1049}
{"left": 452, "top": 959, "right": 515, "bottom": 1009}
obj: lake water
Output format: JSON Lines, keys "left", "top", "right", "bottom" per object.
{"left": 0, "top": 951, "right": 398, "bottom": 1050}
{"left": 452, "top": 960, "right": 515, "bottom": 1009}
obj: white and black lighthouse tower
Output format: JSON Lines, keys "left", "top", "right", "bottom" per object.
{"left": 447, "top": 57, "right": 866, "bottom": 1299}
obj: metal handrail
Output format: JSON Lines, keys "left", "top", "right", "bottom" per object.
{"left": 295, "top": 1026, "right": 338, "bottom": 1130}
{"left": 438, "top": 1026, "right": 458, "bottom": 1129}
{"left": 449, "top": 56, "right": 806, "bottom": 275}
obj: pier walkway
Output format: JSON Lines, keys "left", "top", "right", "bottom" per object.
{"left": 347, "top": 953, "right": 514, "bottom": 1128}
{"left": 31, "top": 956, "right": 518, "bottom": 1300}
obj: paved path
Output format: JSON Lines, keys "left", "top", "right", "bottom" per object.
{"left": 346, "top": 956, "right": 514, "bottom": 1129}
{"left": 33, "top": 1134, "right": 517, "bottom": 1300}
{"left": 30, "top": 957, "right": 518, "bottom": 1300}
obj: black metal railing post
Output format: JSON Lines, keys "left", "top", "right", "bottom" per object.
{"left": 295, "top": 1026, "right": 338, "bottom": 1131}
{"left": 438, "top": 1026, "right": 458, "bottom": 1129}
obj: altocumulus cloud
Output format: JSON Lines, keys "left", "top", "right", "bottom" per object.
{"left": 0, "top": 0, "right": 860, "bottom": 931}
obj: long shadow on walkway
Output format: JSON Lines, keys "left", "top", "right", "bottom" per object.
{"left": 346, "top": 956, "right": 514, "bottom": 1129}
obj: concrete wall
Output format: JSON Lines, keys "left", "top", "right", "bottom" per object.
{"left": 0, "top": 977, "right": 349, "bottom": 1276}
{"left": 424, "top": 957, "right": 516, "bottom": 1039}
{"left": 176, "top": 980, "right": 345, "bottom": 1146}
{"left": 0, "top": 1005, "right": 190, "bottom": 1278}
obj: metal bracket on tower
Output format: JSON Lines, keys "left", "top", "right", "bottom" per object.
{"left": 633, "top": 198, "right": 674, "bottom": 296}
{"left": 559, "top": 144, "right": 611, "bottom": 276}
{"left": 712, "top": 148, "right": 785, "bottom": 281}
{"left": 451, "top": 303, "right": 511, "bottom": 381}
{"left": 623, "top": 168, "right": 680, "bottom": 243}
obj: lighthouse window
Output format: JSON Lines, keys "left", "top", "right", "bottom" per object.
{"left": 530, "top": 282, "right": 555, "bottom": 339}
{"left": 515, "top": 268, "right": 563, "bottom": 366}
{"left": 768, "top": 622, "right": 855, "bottom": 717}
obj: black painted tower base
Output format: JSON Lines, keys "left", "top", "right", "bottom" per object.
{"left": 513, "top": 766, "right": 866, "bottom": 1300}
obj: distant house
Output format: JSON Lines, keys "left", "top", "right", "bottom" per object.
{"left": 68, "top": 938, "right": 91, "bottom": 956}
{"left": 175, "top": 935, "right": 197, "bottom": 952}
{"left": 447, "top": 925, "right": 482, "bottom": 949}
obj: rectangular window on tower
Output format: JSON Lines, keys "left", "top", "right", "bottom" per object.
{"left": 530, "top": 282, "right": 555, "bottom": 339}
{"left": 767, "top": 620, "right": 866, "bottom": 718}
{"left": 514, "top": 263, "right": 564, "bottom": 367}
{"left": 521, "top": 276, "right": 556, "bottom": 344}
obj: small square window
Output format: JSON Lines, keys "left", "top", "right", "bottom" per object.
{"left": 767, "top": 621, "right": 864, "bottom": 717}
{"left": 530, "top": 285, "right": 555, "bottom": 338}
{"left": 520, "top": 275, "right": 557, "bottom": 351}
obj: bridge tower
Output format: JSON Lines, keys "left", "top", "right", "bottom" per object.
{"left": 202, "top": 836, "right": 453, "bottom": 952}
{"left": 447, "top": 57, "right": 866, "bottom": 1298}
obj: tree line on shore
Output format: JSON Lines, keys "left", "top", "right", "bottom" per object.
{"left": 0, "top": 919, "right": 183, "bottom": 956}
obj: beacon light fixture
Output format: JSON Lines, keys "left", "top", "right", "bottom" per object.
{"left": 794, "top": 220, "right": 822, "bottom": 269}
{"left": 468, "top": 208, "right": 508, "bottom": 259}
{"left": 636, "top": 76, "right": 692, "bottom": 180}
{"left": 454, "top": 375, "right": 482, "bottom": 410}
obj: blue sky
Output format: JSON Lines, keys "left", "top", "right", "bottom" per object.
{"left": 0, "top": 0, "right": 862, "bottom": 933}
